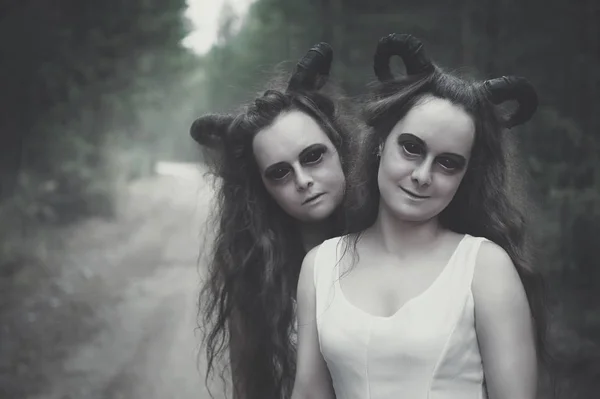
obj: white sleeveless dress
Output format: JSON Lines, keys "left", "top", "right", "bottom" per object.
{"left": 313, "top": 234, "right": 489, "bottom": 399}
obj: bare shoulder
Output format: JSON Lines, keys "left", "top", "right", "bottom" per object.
{"left": 472, "top": 240, "right": 525, "bottom": 303}
{"left": 471, "top": 240, "right": 537, "bottom": 398}
{"left": 476, "top": 240, "right": 514, "bottom": 268}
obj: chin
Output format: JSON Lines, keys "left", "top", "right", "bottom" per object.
{"left": 301, "top": 204, "right": 336, "bottom": 223}
{"left": 397, "top": 214, "right": 433, "bottom": 223}
{"left": 385, "top": 203, "right": 437, "bottom": 224}
{"left": 391, "top": 210, "right": 427, "bottom": 223}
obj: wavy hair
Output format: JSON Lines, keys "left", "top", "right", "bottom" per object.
{"left": 346, "top": 33, "right": 552, "bottom": 388}
{"left": 194, "top": 43, "right": 364, "bottom": 399}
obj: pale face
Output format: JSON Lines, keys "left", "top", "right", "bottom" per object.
{"left": 252, "top": 110, "right": 345, "bottom": 223}
{"left": 377, "top": 95, "right": 476, "bottom": 223}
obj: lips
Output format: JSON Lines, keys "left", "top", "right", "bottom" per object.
{"left": 400, "top": 187, "right": 430, "bottom": 199}
{"left": 303, "top": 193, "right": 325, "bottom": 205}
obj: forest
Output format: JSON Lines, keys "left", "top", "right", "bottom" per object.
{"left": 0, "top": 0, "right": 598, "bottom": 397}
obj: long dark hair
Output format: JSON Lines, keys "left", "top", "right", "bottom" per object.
{"left": 347, "top": 33, "right": 552, "bottom": 385}
{"left": 193, "top": 43, "right": 363, "bottom": 399}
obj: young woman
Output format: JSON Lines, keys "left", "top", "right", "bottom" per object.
{"left": 191, "top": 43, "right": 365, "bottom": 399}
{"left": 292, "top": 33, "right": 549, "bottom": 399}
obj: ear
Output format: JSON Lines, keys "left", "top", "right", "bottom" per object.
{"left": 189, "top": 114, "right": 234, "bottom": 149}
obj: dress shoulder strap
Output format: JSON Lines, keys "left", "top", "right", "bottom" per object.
{"left": 313, "top": 235, "right": 344, "bottom": 288}
{"left": 458, "top": 234, "right": 491, "bottom": 285}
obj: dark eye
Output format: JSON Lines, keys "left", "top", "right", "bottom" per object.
{"left": 401, "top": 141, "right": 424, "bottom": 156}
{"left": 266, "top": 166, "right": 291, "bottom": 180}
{"left": 437, "top": 157, "right": 463, "bottom": 171}
{"left": 301, "top": 148, "right": 326, "bottom": 164}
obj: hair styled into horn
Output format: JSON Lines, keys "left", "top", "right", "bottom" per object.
{"left": 373, "top": 33, "right": 434, "bottom": 82}
{"left": 286, "top": 42, "right": 333, "bottom": 92}
{"left": 483, "top": 76, "right": 538, "bottom": 128}
{"left": 189, "top": 43, "right": 334, "bottom": 152}
{"left": 189, "top": 113, "right": 235, "bottom": 149}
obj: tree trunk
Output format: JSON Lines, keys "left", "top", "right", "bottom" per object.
{"left": 321, "top": 0, "right": 344, "bottom": 86}
{"left": 321, "top": 0, "right": 333, "bottom": 44}
{"left": 484, "top": 0, "right": 499, "bottom": 76}
{"left": 459, "top": 0, "right": 475, "bottom": 67}
{"left": 585, "top": 0, "right": 599, "bottom": 137}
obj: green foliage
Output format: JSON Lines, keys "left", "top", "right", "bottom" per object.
{"left": 0, "top": 0, "right": 197, "bottom": 271}
{"left": 0, "top": 0, "right": 597, "bottom": 392}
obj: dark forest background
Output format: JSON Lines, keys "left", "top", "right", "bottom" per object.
{"left": 0, "top": 0, "right": 598, "bottom": 398}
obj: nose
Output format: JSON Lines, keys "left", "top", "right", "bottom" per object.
{"left": 295, "top": 168, "right": 314, "bottom": 191}
{"left": 411, "top": 159, "right": 433, "bottom": 187}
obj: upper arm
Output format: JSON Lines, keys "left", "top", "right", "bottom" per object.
{"left": 291, "top": 246, "right": 335, "bottom": 399}
{"left": 472, "top": 241, "right": 537, "bottom": 399}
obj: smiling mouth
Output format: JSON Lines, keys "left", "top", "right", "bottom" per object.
{"left": 303, "top": 193, "right": 325, "bottom": 205}
{"left": 400, "top": 187, "right": 430, "bottom": 199}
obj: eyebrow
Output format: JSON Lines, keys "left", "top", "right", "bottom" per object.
{"left": 398, "top": 132, "right": 467, "bottom": 160}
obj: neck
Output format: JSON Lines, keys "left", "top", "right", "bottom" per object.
{"left": 367, "top": 202, "right": 444, "bottom": 257}
{"left": 299, "top": 218, "right": 334, "bottom": 253}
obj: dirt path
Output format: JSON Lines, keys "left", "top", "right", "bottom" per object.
{"left": 2, "top": 162, "right": 220, "bottom": 399}
{"left": 2, "top": 162, "right": 599, "bottom": 399}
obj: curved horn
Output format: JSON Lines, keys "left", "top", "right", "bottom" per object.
{"left": 373, "top": 33, "right": 434, "bottom": 82}
{"left": 286, "top": 42, "right": 333, "bottom": 92}
{"left": 483, "top": 76, "right": 538, "bottom": 128}
{"left": 189, "top": 114, "right": 235, "bottom": 149}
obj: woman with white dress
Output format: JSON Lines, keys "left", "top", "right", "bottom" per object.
{"left": 291, "top": 33, "right": 549, "bottom": 399}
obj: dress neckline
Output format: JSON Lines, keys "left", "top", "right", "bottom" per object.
{"left": 335, "top": 234, "right": 469, "bottom": 320}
